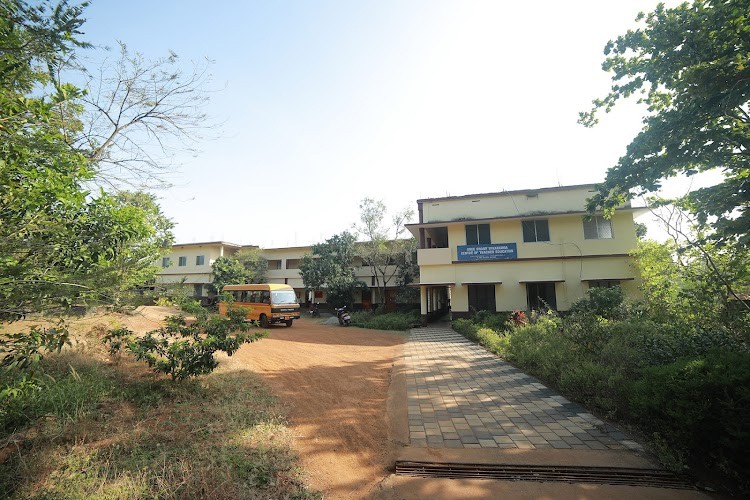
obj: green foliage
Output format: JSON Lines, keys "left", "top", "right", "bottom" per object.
{"left": 633, "top": 239, "right": 750, "bottom": 335}
{"left": 104, "top": 308, "right": 266, "bottom": 381}
{"left": 235, "top": 248, "right": 268, "bottom": 283}
{"left": 0, "top": 1, "right": 173, "bottom": 320}
{"left": 211, "top": 256, "right": 251, "bottom": 293}
{"left": 569, "top": 286, "right": 626, "bottom": 319}
{"left": 349, "top": 310, "right": 419, "bottom": 331}
{"left": 472, "top": 310, "right": 513, "bottom": 332}
{"left": 299, "top": 232, "right": 367, "bottom": 307}
{"left": 630, "top": 351, "right": 750, "bottom": 484}
{"left": 581, "top": 0, "right": 750, "bottom": 244}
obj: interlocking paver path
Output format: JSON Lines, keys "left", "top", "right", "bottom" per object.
{"left": 405, "top": 324, "right": 643, "bottom": 451}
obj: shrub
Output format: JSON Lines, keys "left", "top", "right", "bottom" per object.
{"left": 569, "top": 286, "right": 627, "bottom": 319}
{"left": 103, "top": 308, "right": 266, "bottom": 381}
{"left": 472, "top": 311, "right": 512, "bottom": 332}
{"left": 504, "top": 320, "right": 570, "bottom": 385}
{"left": 558, "top": 361, "right": 627, "bottom": 417}
{"left": 630, "top": 350, "right": 750, "bottom": 487}
{"left": 349, "top": 310, "right": 419, "bottom": 331}
{"left": 452, "top": 319, "right": 479, "bottom": 340}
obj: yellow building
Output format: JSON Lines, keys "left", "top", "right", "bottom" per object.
{"left": 157, "top": 243, "right": 407, "bottom": 309}
{"left": 156, "top": 241, "right": 243, "bottom": 299}
{"left": 406, "top": 184, "right": 645, "bottom": 321}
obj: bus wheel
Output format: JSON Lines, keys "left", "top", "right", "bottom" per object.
{"left": 284, "top": 319, "right": 293, "bottom": 327}
{"left": 259, "top": 314, "right": 269, "bottom": 328}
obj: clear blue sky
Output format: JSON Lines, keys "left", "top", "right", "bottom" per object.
{"left": 79, "top": 0, "right": 691, "bottom": 247}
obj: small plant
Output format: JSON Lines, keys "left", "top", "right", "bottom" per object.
{"left": 103, "top": 307, "right": 266, "bottom": 381}
{"left": 511, "top": 310, "right": 528, "bottom": 327}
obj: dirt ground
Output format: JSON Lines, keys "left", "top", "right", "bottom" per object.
{"left": 219, "top": 316, "right": 407, "bottom": 498}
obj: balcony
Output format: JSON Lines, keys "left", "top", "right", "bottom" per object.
{"left": 417, "top": 247, "right": 452, "bottom": 266}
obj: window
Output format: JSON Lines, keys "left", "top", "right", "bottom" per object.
{"left": 468, "top": 284, "right": 496, "bottom": 312}
{"left": 583, "top": 216, "right": 613, "bottom": 239}
{"left": 526, "top": 282, "right": 557, "bottom": 310}
{"left": 522, "top": 220, "right": 550, "bottom": 242}
{"left": 286, "top": 259, "right": 300, "bottom": 269}
{"left": 161, "top": 257, "right": 170, "bottom": 268}
{"left": 267, "top": 259, "right": 282, "bottom": 270}
{"left": 588, "top": 280, "right": 621, "bottom": 289}
{"left": 196, "top": 255, "right": 205, "bottom": 266}
{"left": 194, "top": 284, "right": 203, "bottom": 297}
{"left": 178, "top": 256, "right": 187, "bottom": 266}
{"left": 465, "top": 224, "right": 491, "bottom": 245}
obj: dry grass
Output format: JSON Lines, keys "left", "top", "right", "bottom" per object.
{"left": 0, "top": 311, "right": 319, "bottom": 499}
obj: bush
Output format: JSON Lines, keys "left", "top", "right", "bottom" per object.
{"left": 104, "top": 308, "right": 266, "bottom": 381}
{"left": 558, "top": 361, "right": 626, "bottom": 418}
{"left": 451, "top": 319, "right": 479, "bottom": 340}
{"left": 569, "top": 286, "right": 627, "bottom": 319}
{"left": 472, "top": 310, "right": 512, "bottom": 332}
{"left": 349, "top": 310, "right": 419, "bottom": 331}
{"left": 630, "top": 350, "right": 750, "bottom": 487}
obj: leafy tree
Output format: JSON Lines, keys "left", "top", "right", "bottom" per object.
{"left": 299, "top": 232, "right": 366, "bottom": 307}
{"left": 580, "top": 0, "right": 750, "bottom": 244}
{"left": 235, "top": 248, "right": 268, "bottom": 284}
{"left": 209, "top": 249, "right": 267, "bottom": 294}
{"left": 210, "top": 257, "right": 249, "bottom": 293}
{"left": 0, "top": 1, "right": 176, "bottom": 384}
{"left": 354, "top": 198, "right": 415, "bottom": 308}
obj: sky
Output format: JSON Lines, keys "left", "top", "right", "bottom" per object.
{"left": 77, "top": 0, "right": 696, "bottom": 248}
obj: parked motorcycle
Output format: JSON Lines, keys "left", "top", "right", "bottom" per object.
{"left": 335, "top": 306, "right": 351, "bottom": 327}
{"left": 309, "top": 302, "right": 320, "bottom": 317}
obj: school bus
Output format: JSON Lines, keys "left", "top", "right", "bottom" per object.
{"left": 218, "top": 284, "right": 301, "bottom": 327}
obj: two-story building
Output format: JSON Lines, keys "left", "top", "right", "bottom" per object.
{"left": 157, "top": 242, "right": 407, "bottom": 309}
{"left": 406, "top": 184, "right": 645, "bottom": 322}
{"left": 156, "top": 241, "right": 244, "bottom": 299}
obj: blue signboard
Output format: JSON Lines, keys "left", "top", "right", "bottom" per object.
{"left": 457, "top": 243, "right": 517, "bottom": 262}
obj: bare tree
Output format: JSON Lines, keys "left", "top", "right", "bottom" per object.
{"left": 69, "top": 42, "right": 216, "bottom": 189}
{"left": 355, "top": 198, "right": 415, "bottom": 309}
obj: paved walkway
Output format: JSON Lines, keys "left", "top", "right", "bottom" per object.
{"left": 404, "top": 324, "right": 643, "bottom": 451}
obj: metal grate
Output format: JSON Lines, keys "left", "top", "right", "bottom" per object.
{"left": 394, "top": 461, "right": 692, "bottom": 490}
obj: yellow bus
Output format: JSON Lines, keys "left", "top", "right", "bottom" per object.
{"left": 218, "top": 284, "right": 301, "bottom": 327}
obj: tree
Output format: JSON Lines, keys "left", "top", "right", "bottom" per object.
{"left": 580, "top": 0, "right": 750, "bottom": 245}
{"left": 210, "top": 257, "right": 249, "bottom": 294}
{"left": 355, "top": 198, "right": 415, "bottom": 308}
{"left": 210, "top": 249, "right": 267, "bottom": 295}
{"left": 72, "top": 42, "right": 214, "bottom": 190}
{"left": 0, "top": 1, "right": 176, "bottom": 379}
{"left": 1, "top": 0, "right": 171, "bottom": 320}
{"left": 235, "top": 248, "right": 268, "bottom": 284}
{"left": 299, "top": 232, "right": 366, "bottom": 308}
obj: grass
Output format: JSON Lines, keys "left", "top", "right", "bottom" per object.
{"left": 0, "top": 325, "right": 319, "bottom": 499}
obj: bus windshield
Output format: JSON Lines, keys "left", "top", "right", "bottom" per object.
{"left": 271, "top": 290, "right": 297, "bottom": 305}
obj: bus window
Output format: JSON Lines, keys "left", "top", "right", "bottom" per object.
{"left": 261, "top": 291, "right": 271, "bottom": 304}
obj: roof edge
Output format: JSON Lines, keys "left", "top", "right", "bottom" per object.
{"left": 416, "top": 184, "right": 599, "bottom": 204}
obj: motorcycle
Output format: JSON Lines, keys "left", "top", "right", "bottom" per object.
{"left": 335, "top": 306, "right": 351, "bottom": 327}
{"left": 309, "top": 303, "right": 320, "bottom": 317}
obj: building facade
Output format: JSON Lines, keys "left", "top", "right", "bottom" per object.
{"left": 406, "top": 184, "right": 645, "bottom": 321}
{"left": 157, "top": 243, "right": 406, "bottom": 309}
{"left": 156, "top": 241, "right": 243, "bottom": 299}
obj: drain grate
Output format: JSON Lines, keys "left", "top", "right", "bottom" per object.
{"left": 394, "top": 461, "right": 692, "bottom": 489}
